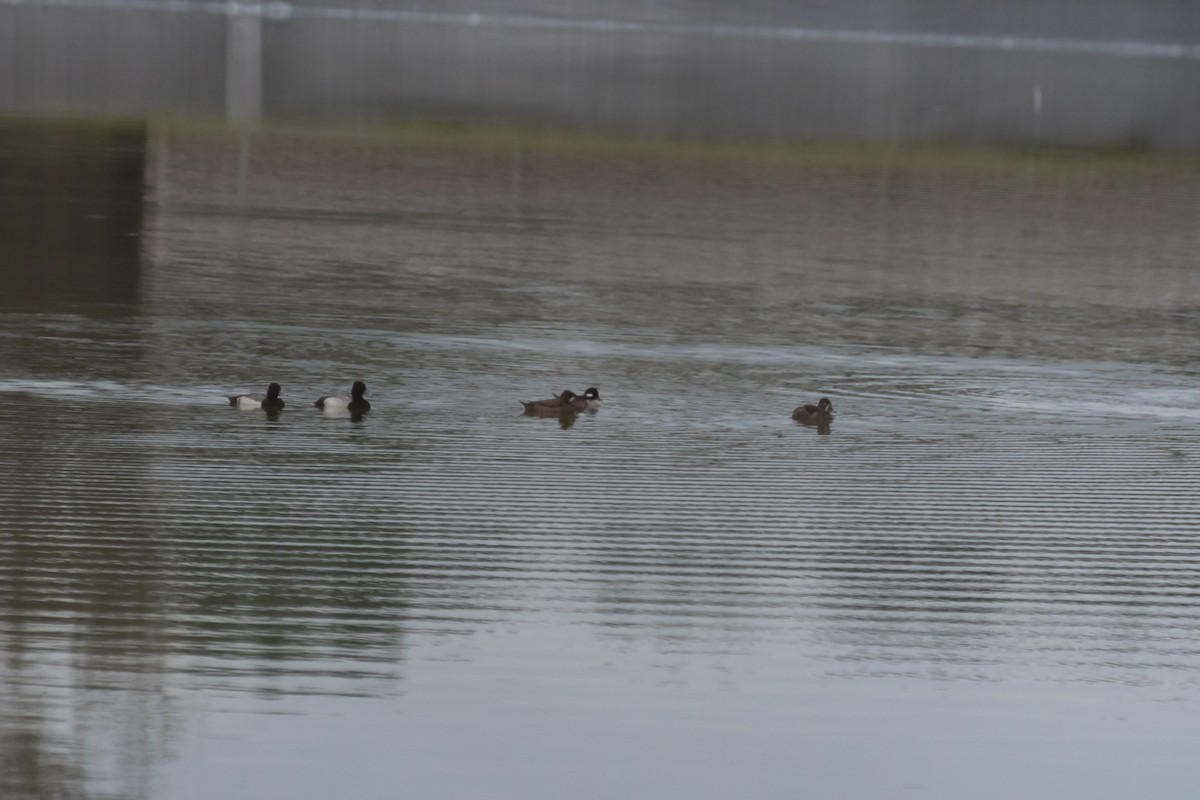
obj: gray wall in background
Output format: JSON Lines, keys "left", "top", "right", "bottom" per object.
{"left": 0, "top": 5, "right": 227, "bottom": 115}
{"left": 2, "top": 0, "right": 1199, "bottom": 148}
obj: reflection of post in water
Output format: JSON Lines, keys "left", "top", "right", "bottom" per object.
{"left": 0, "top": 403, "right": 174, "bottom": 799}
{"left": 0, "top": 121, "right": 166, "bottom": 798}
{"left": 0, "top": 120, "right": 146, "bottom": 312}
{"left": 0, "top": 721, "right": 88, "bottom": 799}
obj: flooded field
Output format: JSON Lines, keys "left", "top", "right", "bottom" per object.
{"left": 1, "top": 120, "right": 1199, "bottom": 799}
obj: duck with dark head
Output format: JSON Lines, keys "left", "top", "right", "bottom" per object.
{"left": 315, "top": 381, "right": 370, "bottom": 414}
{"left": 792, "top": 397, "right": 833, "bottom": 425}
{"left": 572, "top": 387, "right": 601, "bottom": 412}
{"left": 228, "top": 382, "right": 285, "bottom": 411}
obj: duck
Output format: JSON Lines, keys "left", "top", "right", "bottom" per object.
{"left": 228, "top": 382, "right": 285, "bottom": 411}
{"left": 572, "top": 387, "right": 602, "bottom": 412}
{"left": 792, "top": 397, "right": 834, "bottom": 424}
{"left": 521, "top": 390, "right": 579, "bottom": 416}
{"left": 315, "top": 381, "right": 371, "bottom": 413}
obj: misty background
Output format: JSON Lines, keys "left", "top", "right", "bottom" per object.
{"left": 3, "top": 0, "right": 1199, "bottom": 148}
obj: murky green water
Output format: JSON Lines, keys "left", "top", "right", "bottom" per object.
{"left": 2, "top": 119, "right": 1199, "bottom": 799}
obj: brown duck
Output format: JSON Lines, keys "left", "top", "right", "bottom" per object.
{"left": 792, "top": 397, "right": 834, "bottom": 424}
{"left": 521, "top": 390, "right": 580, "bottom": 417}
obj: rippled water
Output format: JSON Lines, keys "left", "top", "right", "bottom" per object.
{"left": 2, "top": 121, "right": 1199, "bottom": 799}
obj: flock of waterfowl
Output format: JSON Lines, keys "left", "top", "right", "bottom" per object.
{"left": 228, "top": 382, "right": 835, "bottom": 426}
{"left": 227, "top": 380, "right": 370, "bottom": 413}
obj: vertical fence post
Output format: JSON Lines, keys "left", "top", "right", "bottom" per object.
{"left": 226, "top": 3, "right": 263, "bottom": 124}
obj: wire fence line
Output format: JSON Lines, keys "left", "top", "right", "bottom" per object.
{"left": 5, "top": 0, "right": 1200, "bottom": 61}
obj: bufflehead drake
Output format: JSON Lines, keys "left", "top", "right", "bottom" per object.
{"left": 521, "top": 390, "right": 579, "bottom": 417}
{"left": 228, "top": 383, "right": 284, "bottom": 411}
{"left": 792, "top": 397, "right": 834, "bottom": 424}
{"left": 315, "top": 381, "right": 371, "bottom": 413}
{"left": 572, "top": 387, "right": 601, "bottom": 412}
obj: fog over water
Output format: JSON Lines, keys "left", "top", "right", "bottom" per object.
{"left": 4, "top": 0, "right": 1200, "bottom": 145}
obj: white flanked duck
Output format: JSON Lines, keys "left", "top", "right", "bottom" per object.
{"left": 315, "top": 381, "right": 371, "bottom": 413}
{"left": 228, "top": 382, "right": 284, "bottom": 411}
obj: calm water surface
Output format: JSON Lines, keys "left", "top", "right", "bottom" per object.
{"left": 2, "top": 121, "right": 1200, "bottom": 799}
